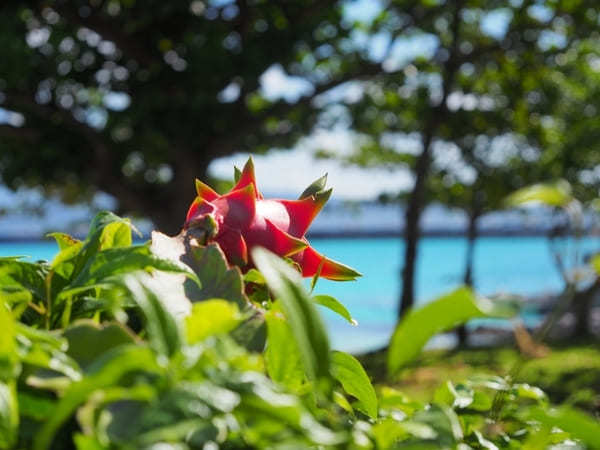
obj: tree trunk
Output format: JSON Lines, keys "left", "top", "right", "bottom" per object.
{"left": 398, "top": 133, "right": 434, "bottom": 319}
{"left": 572, "top": 279, "right": 599, "bottom": 339}
{"left": 456, "top": 208, "right": 480, "bottom": 346}
{"left": 397, "top": 0, "right": 461, "bottom": 320}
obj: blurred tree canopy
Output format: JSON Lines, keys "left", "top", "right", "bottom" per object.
{"left": 0, "top": 0, "right": 379, "bottom": 232}
{"left": 314, "top": 0, "right": 600, "bottom": 313}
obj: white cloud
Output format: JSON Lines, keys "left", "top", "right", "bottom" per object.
{"left": 209, "top": 129, "right": 413, "bottom": 199}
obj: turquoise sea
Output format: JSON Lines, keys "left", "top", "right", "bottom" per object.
{"left": 2, "top": 236, "right": 599, "bottom": 353}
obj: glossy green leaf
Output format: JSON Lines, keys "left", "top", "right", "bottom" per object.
{"left": 65, "top": 245, "right": 198, "bottom": 294}
{"left": 252, "top": 247, "right": 330, "bottom": 380}
{"left": 63, "top": 212, "right": 139, "bottom": 285}
{"left": 0, "top": 259, "right": 47, "bottom": 303}
{"left": 388, "top": 287, "right": 516, "bottom": 375}
{"left": 122, "top": 273, "right": 182, "bottom": 358}
{"left": 330, "top": 351, "right": 377, "bottom": 419}
{"left": 312, "top": 294, "right": 357, "bottom": 325}
{"left": 99, "top": 221, "right": 133, "bottom": 249}
{"left": 265, "top": 310, "right": 305, "bottom": 392}
{"left": 185, "top": 299, "right": 242, "bottom": 344}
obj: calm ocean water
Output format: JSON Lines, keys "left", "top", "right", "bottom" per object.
{"left": 3, "top": 236, "right": 599, "bottom": 353}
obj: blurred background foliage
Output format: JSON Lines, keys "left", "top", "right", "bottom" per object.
{"left": 2, "top": 0, "right": 600, "bottom": 318}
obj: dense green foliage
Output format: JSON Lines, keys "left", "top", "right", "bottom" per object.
{"left": 0, "top": 0, "right": 355, "bottom": 232}
{"left": 1, "top": 211, "right": 599, "bottom": 449}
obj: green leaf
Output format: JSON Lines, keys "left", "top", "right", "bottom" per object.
{"left": 505, "top": 180, "right": 573, "bottom": 208}
{"left": 65, "top": 245, "right": 198, "bottom": 294}
{"left": 185, "top": 299, "right": 242, "bottom": 344}
{"left": 150, "top": 232, "right": 245, "bottom": 307}
{"left": 17, "top": 391, "right": 56, "bottom": 422}
{"left": 265, "top": 310, "right": 305, "bottom": 392}
{"left": 47, "top": 232, "right": 81, "bottom": 251}
{"left": 299, "top": 173, "right": 328, "bottom": 199}
{"left": 63, "top": 320, "right": 136, "bottom": 370}
{"left": 121, "top": 273, "right": 182, "bottom": 358}
{"left": 88, "top": 211, "right": 138, "bottom": 245}
{"left": 51, "top": 241, "right": 84, "bottom": 280}
{"left": 513, "top": 383, "right": 547, "bottom": 402}
{"left": 99, "top": 221, "right": 133, "bottom": 249}
{"left": 244, "top": 268, "right": 266, "bottom": 285}
{"left": 388, "top": 287, "right": 516, "bottom": 375}
{"left": 252, "top": 247, "right": 330, "bottom": 380}
{"left": 0, "top": 301, "right": 17, "bottom": 381}
{"left": 0, "top": 259, "right": 48, "bottom": 302}
{"left": 312, "top": 294, "right": 357, "bottom": 325}
{"left": 189, "top": 244, "right": 245, "bottom": 306}
{"left": 330, "top": 351, "right": 377, "bottom": 418}
{"left": 434, "top": 381, "right": 474, "bottom": 409}
{"left": 591, "top": 253, "right": 600, "bottom": 275}
{"left": 73, "top": 433, "right": 107, "bottom": 450}
{"left": 15, "top": 322, "right": 81, "bottom": 380}
{"left": 0, "top": 381, "right": 18, "bottom": 449}
{"left": 520, "top": 406, "right": 600, "bottom": 447}
{"left": 372, "top": 418, "right": 438, "bottom": 448}
{"left": 413, "top": 404, "right": 463, "bottom": 444}
{"left": 33, "top": 345, "right": 162, "bottom": 450}
{"left": 61, "top": 211, "right": 139, "bottom": 285}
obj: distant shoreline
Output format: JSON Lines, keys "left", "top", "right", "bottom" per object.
{"left": 0, "top": 229, "right": 560, "bottom": 242}
{"left": 308, "top": 229, "right": 557, "bottom": 239}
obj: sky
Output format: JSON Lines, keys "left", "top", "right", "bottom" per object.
{"left": 210, "top": 130, "right": 413, "bottom": 200}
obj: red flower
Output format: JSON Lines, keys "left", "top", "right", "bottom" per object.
{"left": 184, "top": 158, "right": 360, "bottom": 281}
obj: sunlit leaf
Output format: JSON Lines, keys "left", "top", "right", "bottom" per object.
{"left": 121, "top": 273, "right": 182, "bottom": 358}
{"left": 265, "top": 310, "right": 305, "bottom": 392}
{"left": 520, "top": 406, "right": 600, "bottom": 447}
{"left": 252, "top": 247, "right": 330, "bottom": 380}
{"left": 388, "top": 287, "right": 516, "bottom": 375}
{"left": 185, "top": 299, "right": 242, "bottom": 344}
{"left": 312, "top": 294, "right": 357, "bottom": 325}
{"left": 0, "top": 381, "right": 18, "bottom": 449}
{"left": 505, "top": 180, "right": 573, "bottom": 208}
{"left": 330, "top": 351, "right": 377, "bottom": 418}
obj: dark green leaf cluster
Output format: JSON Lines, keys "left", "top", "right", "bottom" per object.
{"left": 0, "top": 212, "right": 598, "bottom": 449}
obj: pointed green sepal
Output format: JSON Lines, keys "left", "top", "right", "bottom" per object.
{"left": 299, "top": 173, "right": 328, "bottom": 199}
{"left": 234, "top": 166, "right": 242, "bottom": 183}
